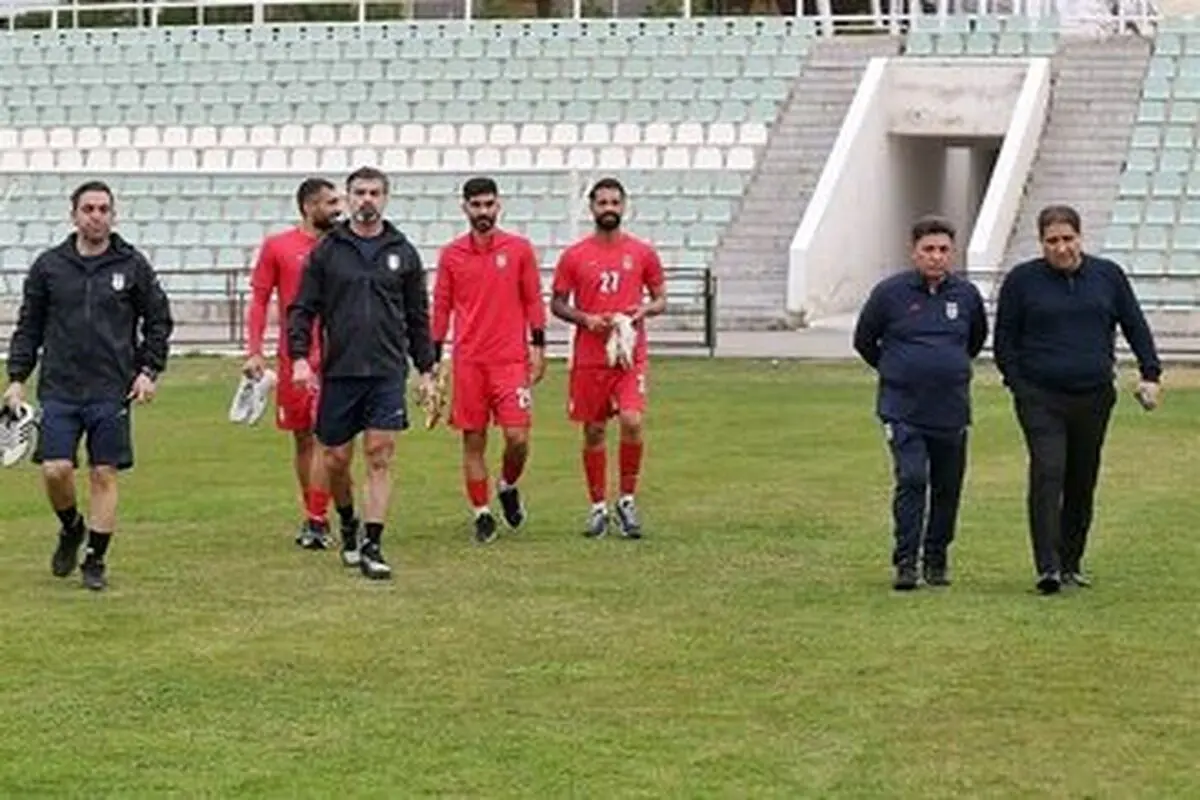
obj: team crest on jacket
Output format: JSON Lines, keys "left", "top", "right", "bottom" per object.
{"left": 622, "top": 254, "right": 634, "bottom": 271}
{"left": 111, "top": 272, "right": 125, "bottom": 291}
{"left": 496, "top": 252, "right": 507, "bottom": 269}
{"left": 387, "top": 253, "right": 400, "bottom": 271}
{"left": 945, "top": 301, "right": 958, "bottom": 320}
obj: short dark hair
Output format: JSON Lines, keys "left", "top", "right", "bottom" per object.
{"left": 462, "top": 176, "right": 499, "bottom": 201}
{"left": 296, "top": 177, "right": 335, "bottom": 214}
{"left": 71, "top": 180, "right": 113, "bottom": 212}
{"left": 910, "top": 215, "right": 955, "bottom": 245}
{"left": 588, "top": 177, "right": 626, "bottom": 202}
{"left": 1037, "top": 204, "right": 1081, "bottom": 238}
{"left": 346, "top": 166, "right": 389, "bottom": 194}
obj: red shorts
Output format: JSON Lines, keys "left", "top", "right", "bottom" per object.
{"left": 568, "top": 363, "right": 648, "bottom": 424}
{"left": 451, "top": 360, "right": 533, "bottom": 431}
{"left": 275, "top": 359, "right": 320, "bottom": 432}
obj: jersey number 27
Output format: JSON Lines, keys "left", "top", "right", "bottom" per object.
{"left": 598, "top": 270, "right": 621, "bottom": 294}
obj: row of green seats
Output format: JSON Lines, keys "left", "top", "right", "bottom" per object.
{"left": 0, "top": 54, "right": 805, "bottom": 86}
{"left": 0, "top": 97, "right": 782, "bottom": 127}
{"left": 904, "top": 30, "right": 1057, "bottom": 57}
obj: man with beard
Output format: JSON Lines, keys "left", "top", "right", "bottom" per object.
{"left": 243, "top": 177, "right": 344, "bottom": 552}
{"left": 4, "top": 180, "right": 174, "bottom": 591}
{"left": 287, "top": 166, "right": 437, "bottom": 580}
{"left": 431, "top": 177, "right": 547, "bottom": 544}
{"left": 550, "top": 177, "right": 667, "bottom": 540}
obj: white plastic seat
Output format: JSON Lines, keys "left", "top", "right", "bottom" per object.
{"left": 84, "top": 149, "right": 110, "bottom": 170}
{"left": 474, "top": 147, "right": 502, "bottom": 170}
{"left": 707, "top": 122, "right": 737, "bottom": 146}
{"left": 598, "top": 146, "right": 626, "bottom": 169}
{"left": 339, "top": 123, "right": 366, "bottom": 147}
{"left": 458, "top": 123, "right": 488, "bottom": 147}
{"left": 218, "top": 126, "right": 246, "bottom": 148}
{"left": 47, "top": 127, "right": 74, "bottom": 149}
{"left": 381, "top": 148, "right": 408, "bottom": 170}
{"left": 549, "top": 123, "right": 577, "bottom": 146}
{"left": 676, "top": 123, "right": 705, "bottom": 145}
{"left": 27, "top": 149, "right": 54, "bottom": 170}
{"left": 727, "top": 146, "right": 755, "bottom": 170}
{"left": 580, "top": 123, "right": 608, "bottom": 145}
{"left": 535, "top": 146, "right": 564, "bottom": 168}
{"left": 115, "top": 148, "right": 141, "bottom": 170}
{"left": 349, "top": 147, "right": 378, "bottom": 168}
{"left": 20, "top": 129, "right": 47, "bottom": 149}
{"left": 504, "top": 146, "right": 533, "bottom": 169}
{"left": 368, "top": 124, "right": 395, "bottom": 147}
{"left": 248, "top": 125, "right": 277, "bottom": 147}
{"left": 231, "top": 148, "right": 258, "bottom": 170}
{"left": 57, "top": 150, "right": 83, "bottom": 170}
{"left": 411, "top": 148, "right": 440, "bottom": 169}
{"left": 661, "top": 146, "right": 690, "bottom": 169}
{"left": 162, "top": 126, "right": 190, "bottom": 148}
{"left": 739, "top": 122, "right": 768, "bottom": 146}
{"left": 518, "top": 123, "right": 547, "bottom": 146}
{"left": 319, "top": 148, "right": 348, "bottom": 172}
{"left": 104, "top": 127, "right": 131, "bottom": 148}
{"left": 428, "top": 123, "right": 456, "bottom": 146}
{"left": 490, "top": 123, "right": 518, "bottom": 146}
{"left": 291, "top": 147, "right": 318, "bottom": 171}
{"left": 191, "top": 126, "right": 218, "bottom": 148}
{"left": 644, "top": 122, "right": 672, "bottom": 145}
{"left": 612, "top": 123, "right": 640, "bottom": 146}
{"left": 309, "top": 124, "right": 335, "bottom": 147}
{"left": 142, "top": 148, "right": 171, "bottom": 170}
{"left": 398, "top": 123, "right": 425, "bottom": 147}
{"left": 628, "top": 146, "right": 658, "bottom": 169}
{"left": 76, "top": 127, "right": 102, "bottom": 149}
{"left": 693, "top": 146, "right": 723, "bottom": 169}
{"left": 202, "top": 149, "right": 228, "bottom": 170}
{"left": 278, "top": 124, "right": 305, "bottom": 147}
{"left": 172, "top": 149, "right": 198, "bottom": 170}
{"left": 567, "top": 147, "right": 595, "bottom": 169}
{"left": 261, "top": 148, "right": 288, "bottom": 170}
{"left": 443, "top": 147, "right": 471, "bottom": 170}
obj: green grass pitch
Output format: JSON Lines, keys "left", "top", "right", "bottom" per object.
{"left": 1, "top": 356, "right": 1198, "bottom": 797}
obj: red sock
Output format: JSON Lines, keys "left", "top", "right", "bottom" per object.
{"left": 466, "top": 478, "right": 490, "bottom": 509}
{"left": 501, "top": 448, "right": 525, "bottom": 486}
{"left": 305, "top": 487, "right": 330, "bottom": 523}
{"left": 619, "top": 441, "right": 643, "bottom": 496}
{"left": 583, "top": 448, "right": 607, "bottom": 504}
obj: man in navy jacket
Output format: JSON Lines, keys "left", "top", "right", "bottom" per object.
{"left": 994, "top": 204, "right": 1161, "bottom": 595}
{"left": 853, "top": 216, "right": 988, "bottom": 591}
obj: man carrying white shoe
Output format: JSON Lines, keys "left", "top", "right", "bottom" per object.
{"left": 243, "top": 178, "right": 345, "bottom": 553}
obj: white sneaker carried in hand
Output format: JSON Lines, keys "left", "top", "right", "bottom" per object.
{"left": 0, "top": 402, "right": 40, "bottom": 467}
{"left": 229, "top": 369, "right": 276, "bottom": 425}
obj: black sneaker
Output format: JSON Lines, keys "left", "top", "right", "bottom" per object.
{"left": 1036, "top": 571, "right": 1062, "bottom": 595}
{"left": 339, "top": 519, "right": 361, "bottom": 567}
{"left": 497, "top": 484, "right": 526, "bottom": 530}
{"left": 583, "top": 506, "right": 609, "bottom": 539}
{"left": 615, "top": 497, "right": 642, "bottom": 539}
{"left": 923, "top": 564, "right": 951, "bottom": 587}
{"left": 51, "top": 524, "right": 85, "bottom": 578}
{"left": 474, "top": 511, "right": 498, "bottom": 544}
{"left": 358, "top": 541, "right": 392, "bottom": 580}
{"left": 80, "top": 558, "right": 107, "bottom": 591}
{"left": 295, "top": 519, "right": 332, "bottom": 550}
{"left": 893, "top": 563, "right": 919, "bottom": 591}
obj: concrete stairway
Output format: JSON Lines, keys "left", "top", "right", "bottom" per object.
{"left": 710, "top": 34, "right": 901, "bottom": 330}
{"left": 998, "top": 36, "right": 1150, "bottom": 288}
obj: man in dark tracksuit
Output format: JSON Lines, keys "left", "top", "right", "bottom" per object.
{"left": 4, "top": 180, "right": 174, "bottom": 592}
{"left": 994, "top": 204, "right": 1162, "bottom": 595}
{"left": 853, "top": 217, "right": 988, "bottom": 591}
{"left": 287, "top": 166, "right": 436, "bottom": 582}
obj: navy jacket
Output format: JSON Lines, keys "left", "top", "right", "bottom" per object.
{"left": 287, "top": 221, "right": 435, "bottom": 380}
{"left": 7, "top": 233, "right": 174, "bottom": 404}
{"left": 993, "top": 255, "right": 1161, "bottom": 395}
{"left": 853, "top": 270, "right": 988, "bottom": 432}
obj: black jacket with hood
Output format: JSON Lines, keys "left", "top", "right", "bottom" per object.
{"left": 7, "top": 233, "right": 174, "bottom": 404}
{"left": 287, "top": 220, "right": 435, "bottom": 380}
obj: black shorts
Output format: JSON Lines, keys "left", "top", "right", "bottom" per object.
{"left": 315, "top": 376, "right": 409, "bottom": 448}
{"left": 34, "top": 399, "right": 134, "bottom": 470}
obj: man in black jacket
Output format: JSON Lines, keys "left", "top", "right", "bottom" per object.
{"left": 995, "top": 204, "right": 1162, "bottom": 595}
{"left": 854, "top": 216, "right": 989, "bottom": 591}
{"left": 3, "top": 180, "right": 174, "bottom": 592}
{"left": 287, "top": 167, "right": 436, "bottom": 581}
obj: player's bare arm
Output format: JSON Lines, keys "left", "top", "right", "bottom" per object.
{"left": 629, "top": 283, "right": 667, "bottom": 324}
{"left": 551, "top": 292, "right": 609, "bottom": 333}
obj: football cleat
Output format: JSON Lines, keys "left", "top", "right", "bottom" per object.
{"left": 497, "top": 483, "right": 526, "bottom": 530}
{"left": 358, "top": 542, "right": 392, "bottom": 580}
{"left": 0, "top": 402, "right": 40, "bottom": 468}
{"left": 615, "top": 496, "right": 643, "bottom": 539}
{"left": 583, "top": 506, "right": 609, "bottom": 539}
{"left": 228, "top": 369, "right": 276, "bottom": 425}
{"left": 605, "top": 314, "right": 636, "bottom": 369}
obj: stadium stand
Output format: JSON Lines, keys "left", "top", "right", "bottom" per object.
{"left": 4, "top": 3, "right": 1200, "bottom": 348}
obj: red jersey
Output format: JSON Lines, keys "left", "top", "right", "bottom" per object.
{"left": 551, "top": 233, "right": 666, "bottom": 368}
{"left": 432, "top": 229, "right": 547, "bottom": 365}
{"left": 247, "top": 226, "right": 321, "bottom": 362}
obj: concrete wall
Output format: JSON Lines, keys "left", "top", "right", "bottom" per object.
{"left": 787, "top": 56, "right": 1051, "bottom": 324}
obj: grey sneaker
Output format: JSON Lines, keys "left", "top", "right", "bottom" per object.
{"left": 81, "top": 558, "right": 107, "bottom": 591}
{"left": 893, "top": 563, "right": 919, "bottom": 591}
{"left": 583, "top": 506, "right": 609, "bottom": 539}
{"left": 358, "top": 542, "right": 392, "bottom": 581}
{"left": 614, "top": 497, "right": 643, "bottom": 539}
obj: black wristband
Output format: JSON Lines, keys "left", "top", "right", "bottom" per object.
{"left": 530, "top": 328, "right": 546, "bottom": 347}
{"left": 433, "top": 342, "right": 444, "bottom": 363}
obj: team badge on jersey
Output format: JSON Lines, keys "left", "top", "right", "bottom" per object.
{"left": 496, "top": 252, "right": 507, "bottom": 270}
{"left": 111, "top": 272, "right": 125, "bottom": 291}
{"left": 945, "top": 301, "right": 958, "bottom": 320}
{"left": 622, "top": 254, "right": 634, "bottom": 271}
{"left": 387, "top": 253, "right": 400, "bottom": 271}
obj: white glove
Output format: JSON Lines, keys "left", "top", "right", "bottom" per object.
{"left": 605, "top": 313, "right": 636, "bottom": 369}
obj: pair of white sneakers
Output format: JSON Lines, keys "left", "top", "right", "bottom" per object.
{"left": 0, "top": 402, "right": 40, "bottom": 468}
{"left": 228, "top": 369, "right": 277, "bottom": 426}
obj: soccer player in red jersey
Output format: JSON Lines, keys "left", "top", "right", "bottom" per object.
{"left": 243, "top": 178, "right": 343, "bottom": 551}
{"left": 550, "top": 177, "right": 667, "bottom": 539}
{"left": 432, "top": 177, "right": 548, "bottom": 544}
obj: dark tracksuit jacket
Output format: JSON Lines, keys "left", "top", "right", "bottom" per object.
{"left": 853, "top": 270, "right": 989, "bottom": 433}
{"left": 7, "top": 233, "right": 174, "bottom": 404}
{"left": 993, "top": 255, "right": 1161, "bottom": 395}
{"left": 287, "top": 221, "right": 436, "bottom": 379}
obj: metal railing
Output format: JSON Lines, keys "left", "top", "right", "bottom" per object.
{"left": 0, "top": 265, "right": 719, "bottom": 356}
{"left": 0, "top": 0, "right": 1163, "bottom": 35}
